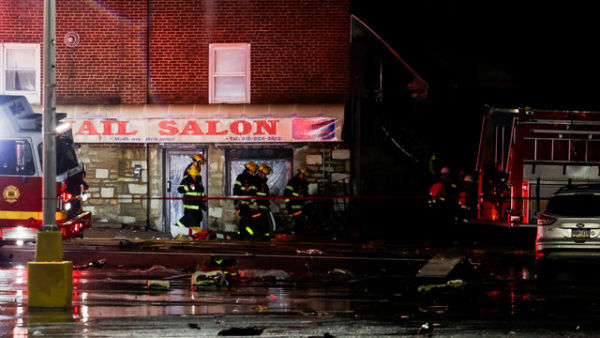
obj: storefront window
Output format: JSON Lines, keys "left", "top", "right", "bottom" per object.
{"left": 227, "top": 148, "right": 292, "bottom": 197}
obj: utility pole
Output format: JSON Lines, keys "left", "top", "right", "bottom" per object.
{"left": 42, "top": 0, "right": 57, "bottom": 231}
{"left": 28, "top": 0, "right": 72, "bottom": 310}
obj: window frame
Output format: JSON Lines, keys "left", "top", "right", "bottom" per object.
{"left": 0, "top": 43, "right": 41, "bottom": 104}
{"left": 208, "top": 43, "right": 251, "bottom": 104}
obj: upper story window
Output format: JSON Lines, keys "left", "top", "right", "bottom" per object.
{"left": 0, "top": 43, "right": 41, "bottom": 104}
{"left": 209, "top": 43, "right": 250, "bottom": 104}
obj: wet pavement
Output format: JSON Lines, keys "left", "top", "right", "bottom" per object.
{"left": 4, "top": 223, "right": 600, "bottom": 336}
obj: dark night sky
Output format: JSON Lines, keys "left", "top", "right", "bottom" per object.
{"left": 351, "top": 1, "right": 599, "bottom": 108}
{"left": 350, "top": 0, "right": 599, "bottom": 171}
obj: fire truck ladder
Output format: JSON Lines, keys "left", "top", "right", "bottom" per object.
{"left": 523, "top": 121, "right": 600, "bottom": 168}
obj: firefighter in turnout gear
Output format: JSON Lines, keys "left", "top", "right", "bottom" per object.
{"left": 233, "top": 161, "right": 258, "bottom": 239}
{"left": 284, "top": 167, "right": 310, "bottom": 235}
{"left": 252, "top": 163, "right": 273, "bottom": 240}
{"left": 176, "top": 164, "right": 206, "bottom": 238}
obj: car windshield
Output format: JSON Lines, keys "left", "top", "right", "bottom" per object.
{"left": 546, "top": 194, "right": 600, "bottom": 217}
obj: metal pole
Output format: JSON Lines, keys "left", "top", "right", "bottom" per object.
{"left": 42, "top": 0, "right": 57, "bottom": 231}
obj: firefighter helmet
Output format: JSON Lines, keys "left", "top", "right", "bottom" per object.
{"left": 258, "top": 164, "right": 272, "bottom": 175}
{"left": 298, "top": 167, "right": 311, "bottom": 177}
{"left": 192, "top": 154, "right": 206, "bottom": 164}
{"left": 244, "top": 161, "right": 258, "bottom": 172}
{"left": 187, "top": 165, "right": 200, "bottom": 176}
{"left": 440, "top": 167, "right": 451, "bottom": 175}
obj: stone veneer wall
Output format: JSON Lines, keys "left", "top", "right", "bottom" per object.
{"left": 77, "top": 144, "right": 162, "bottom": 230}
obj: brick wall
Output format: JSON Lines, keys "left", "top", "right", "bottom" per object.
{"left": 1, "top": 0, "right": 350, "bottom": 105}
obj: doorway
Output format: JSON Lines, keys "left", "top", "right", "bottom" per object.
{"left": 164, "top": 148, "right": 208, "bottom": 237}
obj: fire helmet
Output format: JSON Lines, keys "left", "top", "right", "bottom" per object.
{"left": 298, "top": 167, "right": 311, "bottom": 177}
{"left": 192, "top": 154, "right": 206, "bottom": 164}
{"left": 244, "top": 161, "right": 258, "bottom": 172}
{"left": 258, "top": 164, "right": 272, "bottom": 175}
{"left": 440, "top": 167, "right": 451, "bottom": 175}
{"left": 187, "top": 165, "right": 200, "bottom": 176}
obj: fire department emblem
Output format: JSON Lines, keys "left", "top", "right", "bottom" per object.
{"left": 3, "top": 185, "right": 20, "bottom": 203}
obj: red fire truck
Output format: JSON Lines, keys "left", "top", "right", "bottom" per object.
{"left": 475, "top": 106, "right": 600, "bottom": 227}
{"left": 0, "top": 95, "right": 91, "bottom": 244}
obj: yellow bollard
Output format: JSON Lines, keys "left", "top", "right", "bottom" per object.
{"left": 27, "top": 231, "right": 73, "bottom": 309}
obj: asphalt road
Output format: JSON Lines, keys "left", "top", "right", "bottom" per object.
{"left": 3, "top": 225, "right": 600, "bottom": 336}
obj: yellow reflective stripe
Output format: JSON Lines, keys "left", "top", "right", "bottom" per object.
{"left": 292, "top": 192, "right": 299, "bottom": 197}
{"left": 177, "top": 221, "right": 186, "bottom": 227}
{"left": 234, "top": 181, "right": 242, "bottom": 186}
{"left": 180, "top": 185, "right": 189, "bottom": 192}
{"left": 285, "top": 185, "right": 293, "bottom": 191}
{"left": 284, "top": 199, "right": 290, "bottom": 203}
{"left": 256, "top": 192, "right": 267, "bottom": 196}
{"left": 185, "top": 192, "right": 204, "bottom": 197}
{"left": 248, "top": 186, "right": 257, "bottom": 191}
{"left": 245, "top": 226, "right": 254, "bottom": 235}
{"left": 184, "top": 205, "right": 200, "bottom": 210}
{"left": 291, "top": 205, "right": 303, "bottom": 209}
{"left": 259, "top": 205, "right": 269, "bottom": 210}
{"left": 0, "top": 210, "right": 43, "bottom": 220}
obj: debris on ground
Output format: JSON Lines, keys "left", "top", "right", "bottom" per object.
{"left": 417, "top": 322, "right": 433, "bottom": 334}
{"left": 328, "top": 268, "right": 354, "bottom": 277}
{"left": 217, "top": 326, "right": 264, "bottom": 336}
{"left": 146, "top": 280, "right": 170, "bottom": 290}
{"left": 192, "top": 270, "right": 228, "bottom": 286}
{"left": 296, "top": 248, "right": 325, "bottom": 256}
{"left": 188, "top": 323, "right": 201, "bottom": 330}
{"left": 200, "top": 256, "right": 239, "bottom": 284}
{"left": 417, "top": 279, "right": 466, "bottom": 293}
{"left": 73, "top": 258, "right": 106, "bottom": 270}
{"left": 239, "top": 269, "right": 290, "bottom": 281}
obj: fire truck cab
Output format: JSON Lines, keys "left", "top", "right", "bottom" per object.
{"left": 475, "top": 106, "right": 600, "bottom": 227}
{"left": 0, "top": 95, "right": 91, "bottom": 244}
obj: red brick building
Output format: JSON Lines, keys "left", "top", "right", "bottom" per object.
{"left": 0, "top": 0, "right": 351, "bottom": 235}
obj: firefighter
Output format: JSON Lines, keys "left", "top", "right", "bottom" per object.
{"left": 233, "top": 161, "right": 258, "bottom": 239}
{"left": 252, "top": 163, "right": 273, "bottom": 240}
{"left": 428, "top": 167, "right": 457, "bottom": 204}
{"left": 284, "top": 167, "right": 311, "bottom": 235}
{"left": 176, "top": 164, "right": 206, "bottom": 238}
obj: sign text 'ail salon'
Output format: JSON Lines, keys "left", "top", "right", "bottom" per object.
{"left": 65, "top": 118, "right": 343, "bottom": 143}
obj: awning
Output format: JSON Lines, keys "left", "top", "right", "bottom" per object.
{"left": 44, "top": 104, "right": 344, "bottom": 144}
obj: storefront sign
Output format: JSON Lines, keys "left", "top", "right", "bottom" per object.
{"left": 65, "top": 117, "right": 343, "bottom": 143}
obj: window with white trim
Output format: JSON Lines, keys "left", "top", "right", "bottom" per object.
{"left": 0, "top": 43, "right": 41, "bottom": 104}
{"left": 209, "top": 43, "right": 250, "bottom": 104}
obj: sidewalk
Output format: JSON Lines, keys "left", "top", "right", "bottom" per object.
{"left": 83, "top": 222, "right": 171, "bottom": 240}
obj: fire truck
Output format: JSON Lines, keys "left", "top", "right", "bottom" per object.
{"left": 0, "top": 95, "right": 91, "bottom": 244}
{"left": 475, "top": 106, "right": 600, "bottom": 227}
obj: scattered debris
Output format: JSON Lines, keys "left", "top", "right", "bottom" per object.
{"left": 417, "top": 279, "right": 466, "bottom": 293}
{"left": 296, "top": 248, "right": 324, "bottom": 256}
{"left": 201, "top": 256, "right": 239, "bottom": 284}
{"left": 417, "top": 322, "right": 433, "bottom": 334}
{"left": 239, "top": 269, "right": 290, "bottom": 281}
{"left": 328, "top": 268, "right": 354, "bottom": 277}
{"left": 188, "top": 323, "right": 201, "bottom": 330}
{"left": 73, "top": 259, "right": 106, "bottom": 270}
{"left": 146, "top": 280, "right": 170, "bottom": 290}
{"left": 191, "top": 270, "right": 227, "bottom": 287}
{"left": 217, "top": 326, "right": 264, "bottom": 336}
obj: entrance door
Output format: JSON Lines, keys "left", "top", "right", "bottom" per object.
{"left": 165, "top": 149, "right": 208, "bottom": 237}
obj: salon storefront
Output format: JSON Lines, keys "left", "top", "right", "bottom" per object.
{"left": 53, "top": 103, "right": 350, "bottom": 237}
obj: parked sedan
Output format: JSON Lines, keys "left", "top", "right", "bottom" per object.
{"left": 536, "top": 184, "right": 600, "bottom": 262}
